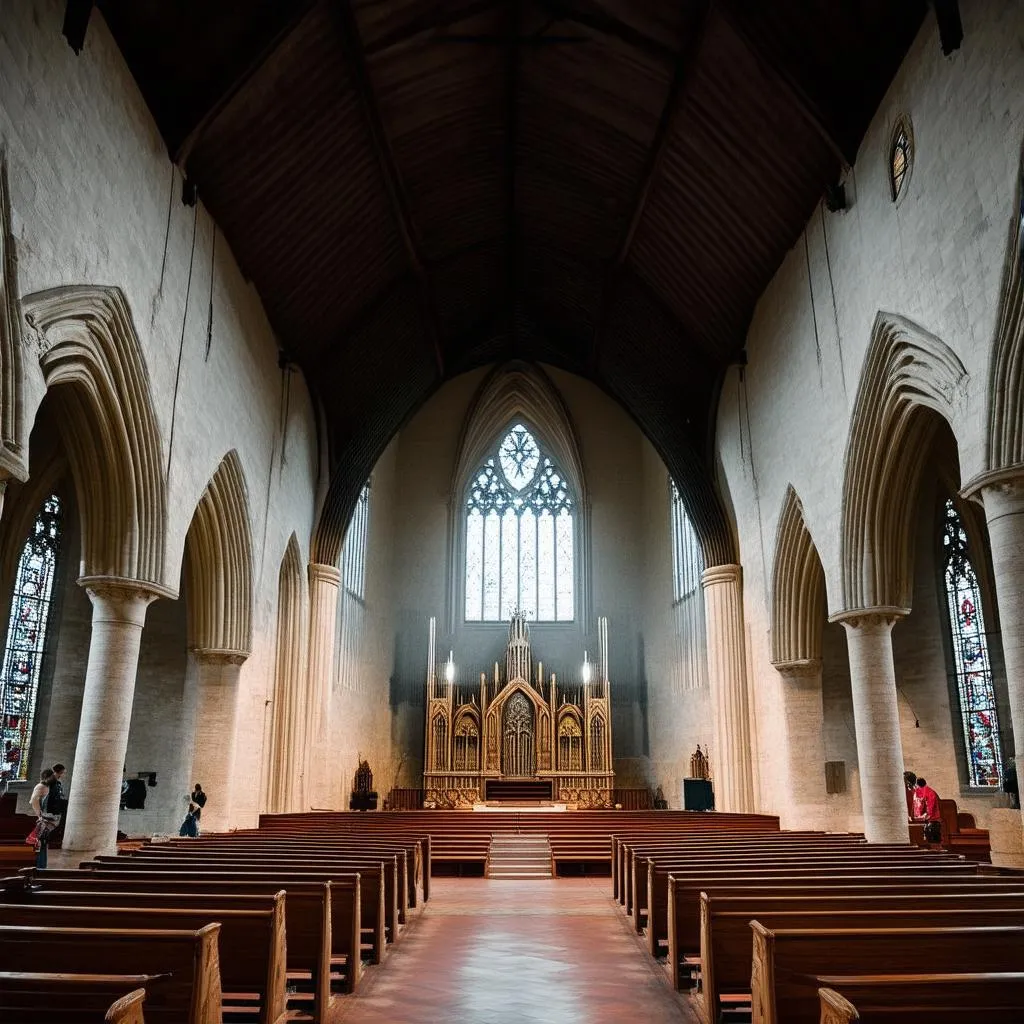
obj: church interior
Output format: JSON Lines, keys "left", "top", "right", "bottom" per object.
{"left": 2, "top": 1, "right": 1024, "bottom": 1021}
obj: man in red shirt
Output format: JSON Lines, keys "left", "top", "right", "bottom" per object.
{"left": 912, "top": 777, "right": 941, "bottom": 820}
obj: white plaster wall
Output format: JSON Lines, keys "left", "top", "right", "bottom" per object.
{"left": 715, "top": 1, "right": 1024, "bottom": 828}
{"left": 1, "top": 0, "right": 320, "bottom": 828}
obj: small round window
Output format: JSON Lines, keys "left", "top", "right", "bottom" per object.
{"left": 889, "top": 116, "right": 913, "bottom": 204}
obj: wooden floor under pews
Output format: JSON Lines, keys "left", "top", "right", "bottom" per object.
{"left": 2, "top": 808, "right": 1022, "bottom": 1022}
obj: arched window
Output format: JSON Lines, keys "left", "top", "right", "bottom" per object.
{"left": 670, "top": 480, "right": 704, "bottom": 601}
{"left": 0, "top": 494, "right": 63, "bottom": 781}
{"left": 888, "top": 116, "right": 913, "bottom": 203}
{"left": 342, "top": 480, "right": 370, "bottom": 601}
{"left": 941, "top": 498, "right": 1002, "bottom": 788}
{"left": 465, "top": 423, "right": 574, "bottom": 622}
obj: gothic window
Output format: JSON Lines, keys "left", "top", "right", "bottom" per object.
{"left": 671, "top": 480, "right": 704, "bottom": 602}
{"left": 889, "top": 117, "right": 913, "bottom": 203}
{"left": 0, "top": 495, "right": 63, "bottom": 781}
{"left": 342, "top": 481, "right": 370, "bottom": 600}
{"left": 453, "top": 717, "right": 479, "bottom": 772}
{"left": 502, "top": 691, "right": 535, "bottom": 776}
{"left": 465, "top": 424, "right": 574, "bottom": 622}
{"left": 589, "top": 716, "right": 606, "bottom": 772}
{"left": 941, "top": 498, "right": 1002, "bottom": 788}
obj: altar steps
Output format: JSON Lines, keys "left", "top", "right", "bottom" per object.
{"left": 487, "top": 834, "right": 553, "bottom": 879}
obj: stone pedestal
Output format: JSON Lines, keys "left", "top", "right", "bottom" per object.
{"left": 980, "top": 477, "right": 1024, "bottom": 836}
{"left": 188, "top": 650, "right": 246, "bottom": 832}
{"left": 62, "top": 577, "right": 163, "bottom": 852}
{"left": 987, "top": 807, "right": 1024, "bottom": 869}
{"left": 775, "top": 661, "right": 827, "bottom": 830}
{"left": 702, "top": 564, "right": 754, "bottom": 812}
{"left": 839, "top": 611, "right": 909, "bottom": 844}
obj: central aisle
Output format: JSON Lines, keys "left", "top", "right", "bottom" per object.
{"left": 337, "top": 877, "right": 697, "bottom": 1024}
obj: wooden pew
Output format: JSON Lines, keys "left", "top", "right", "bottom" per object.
{"left": 95, "top": 848, "right": 401, "bottom": 940}
{"left": 751, "top": 922, "right": 1024, "bottom": 1024}
{"left": 645, "top": 854, "right": 974, "bottom": 956}
{"left": 818, "top": 975, "right": 1024, "bottom": 1023}
{"left": 666, "top": 875, "right": 1024, "bottom": 991}
{"left": 0, "top": 976, "right": 152, "bottom": 1024}
{"left": 0, "top": 924, "right": 222, "bottom": 1024}
{"left": 27, "top": 872, "right": 346, "bottom": 1021}
{"left": 0, "top": 900, "right": 287, "bottom": 1024}
{"left": 700, "top": 896, "right": 1024, "bottom": 1024}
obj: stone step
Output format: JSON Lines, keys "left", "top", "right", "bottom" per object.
{"left": 487, "top": 833, "right": 553, "bottom": 879}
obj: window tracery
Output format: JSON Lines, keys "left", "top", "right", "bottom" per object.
{"left": 941, "top": 498, "right": 1002, "bottom": 788}
{"left": 889, "top": 117, "right": 913, "bottom": 203}
{"left": 465, "top": 423, "right": 574, "bottom": 622}
{"left": 0, "top": 494, "right": 63, "bottom": 781}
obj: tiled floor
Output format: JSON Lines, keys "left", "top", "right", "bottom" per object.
{"left": 336, "top": 877, "right": 699, "bottom": 1024}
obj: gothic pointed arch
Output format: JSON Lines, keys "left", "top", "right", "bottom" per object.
{"left": 770, "top": 485, "right": 826, "bottom": 667}
{"left": 183, "top": 450, "right": 254, "bottom": 657}
{"left": 0, "top": 155, "right": 26, "bottom": 486}
{"left": 266, "top": 533, "right": 307, "bottom": 812}
{"left": 447, "top": 361, "right": 590, "bottom": 628}
{"left": 837, "top": 312, "right": 968, "bottom": 615}
{"left": 983, "top": 146, "right": 1024, "bottom": 476}
{"left": 21, "top": 286, "right": 168, "bottom": 589}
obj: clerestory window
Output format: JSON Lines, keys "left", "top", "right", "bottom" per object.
{"left": 341, "top": 481, "right": 370, "bottom": 601}
{"left": 940, "top": 498, "right": 1002, "bottom": 788}
{"left": 464, "top": 423, "right": 574, "bottom": 622}
{"left": 670, "top": 480, "right": 704, "bottom": 602}
{"left": 0, "top": 494, "right": 63, "bottom": 781}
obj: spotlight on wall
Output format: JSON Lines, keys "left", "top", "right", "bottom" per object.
{"left": 444, "top": 651, "right": 455, "bottom": 684}
{"left": 581, "top": 651, "right": 592, "bottom": 685}
{"left": 824, "top": 183, "right": 847, "bottom": 213}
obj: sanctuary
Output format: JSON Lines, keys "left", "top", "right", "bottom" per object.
{"left": 423, "top": 612, "right": 614, "bottom": 808}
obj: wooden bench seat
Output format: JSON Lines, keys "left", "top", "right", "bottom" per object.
{"left": 28, "top": 871, "right": 347, "bottom": 1021}
{"left": 751, "top": 923, "right": 1024, "bottom": 1024}
{"left": 0, "top": 923, "right": 221, "bottom": 1024}
{"left": 700, "top": 896, "right": 1024, "bottom": 1024}
{"left": 0, "top": 899, "right": 287, "bottom": 1024}
{"left": 665, "top": 874, "right": 1024, "bottom": 990}
{"left": 818, "top": 974, "right": 1024, "bottom": 1023}
{"left": 0, "top": 975, "right": 152, "bottom": 1024}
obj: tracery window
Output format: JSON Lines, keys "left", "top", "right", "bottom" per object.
{"left": 0, "top": 495, "right": 63, "bottom": 781}
{"left": 453, "top": 718, "right": 479, "bottom": 772}
{"left": 889, "top": 117, "right": 913, "bottom": 203}
{"left": 941, "top": 498, "right": 1002, "bottom": 788}
{"left": 465, "top": 423, "right": 574, "bottom": 622}
{"left": 558, "top": 716, "right": 582, "bottom": 772}
{"left": 342, "top": 481, "right": 370, "bottom": 601}
{"left": 671, "top": 480, "right": 704, "bottom": 602}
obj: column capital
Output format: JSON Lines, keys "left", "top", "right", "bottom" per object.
{"left": 772, "top": 658, "right": 822, "bottom": 678}
{"left": 828, "top": 605, "right": 908, "bottom": 629}
{"left": 308, "top": 562, "right": 342, "bottom": 587}
{"left": 190, "top": 648, "right": 248, "bottom": 667}
{"left": 701, "top": 563, "right": 741, "bottom": 589}
{"left": 77, "top": 575, "right": 175, "bottom": 609}
{"left": 961, "top": 463, "right": 1024, "bottom": 501}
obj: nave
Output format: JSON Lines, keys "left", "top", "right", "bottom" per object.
{"left": 336, "top": 877, "right": 692, "bottom": 1024}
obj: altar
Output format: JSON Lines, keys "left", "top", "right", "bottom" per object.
{"left": 422, "top": 612, "right": 615, "bottom": 809}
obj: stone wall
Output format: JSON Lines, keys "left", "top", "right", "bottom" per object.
{"left": 715, "top": 0, "right": 1024, "bottom": 828}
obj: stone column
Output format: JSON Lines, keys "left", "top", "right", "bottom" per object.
{"left": 774, "top": 661, "right": 827, "bottom": 830}
{"left": 702, "top": 564, "right": 755, "bottom": 812}
{"left": 838, "top": 611, "right": 909, "bottom": 844}
{"left": 306, "top": 563, "right": 340, "bottom": 801}
{"left": 188, "top": 650, "right": 246, "bottom": 833}
{"left": 979, "top": 476, "right": 1024, "bottom": 835}
{"left": 62, "top": 577, "right": 163, "bottom": 852}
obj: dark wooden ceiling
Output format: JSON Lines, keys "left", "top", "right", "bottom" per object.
{"left": 96, "top": 0, "right": 928, "bottom": 564}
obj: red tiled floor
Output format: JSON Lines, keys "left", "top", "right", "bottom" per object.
{"left": 335, "top": 877, "right": 699, "bottom": 1024}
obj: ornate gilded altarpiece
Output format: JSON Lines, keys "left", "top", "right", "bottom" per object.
{"left": 423, "top": 612, "right": 614, "bottom": 808}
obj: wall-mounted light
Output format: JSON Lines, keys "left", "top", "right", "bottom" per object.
{"left": 581, "top": 651, "right": 592, "bottom": 685}
{"left": 445, "top": 651, "right": 455, "bottom": 684}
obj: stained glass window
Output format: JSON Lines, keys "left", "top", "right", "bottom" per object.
{"left": 0, "top": 494, "right": 63, "bottom": 782}
{"left": 941, "top": 498, "right": 1002, "bottom": 788}
{"left": 889, "top": 119, "right": 913, "bottom": 202}
{"left": 342, "top": 481, "right": 370, "bottom": 601}
{"left": 670, "top": 480, "right": 704, "bottom": 602}
{"left": 465, "top": 423, "right": 574, "bottom": 622}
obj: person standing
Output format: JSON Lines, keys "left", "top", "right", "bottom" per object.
{"left": 179, "top": 782, "right": 207, "bottom": 838}
{"left": 29, "top": 767, "right": 58, "bottom": 868}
